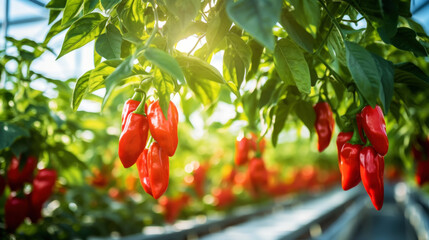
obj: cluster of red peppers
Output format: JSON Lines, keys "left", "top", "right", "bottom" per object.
{"left": 118, "top": 92, "right": 178, "bottom": 200}
{"left": 234, "top": 133, "right": 268, "bottom": 196}
{"left": 411, "top": 136, "right": 429, "bottom": 186}
{"left": 336, "top": 105, "right": 388, "bottom": 210}
{"left": 3, "top": 155, "right": 57, "bottom": 232}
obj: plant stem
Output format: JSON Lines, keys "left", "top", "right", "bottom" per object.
{"left": 318, "top": 0, "right": 345, "bottom": 41}
{"left": 143, "top": 0, "right": 159, "bottom": 49}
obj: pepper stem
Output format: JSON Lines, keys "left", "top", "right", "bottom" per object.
{"left": 348, "top": 120, "right": 363, "bottom": 145}
{"left": 133, "top": 89, "right": 147, "bottom": 115}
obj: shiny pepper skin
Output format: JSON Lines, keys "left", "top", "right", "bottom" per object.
{"left": 235, "top": 137, "right": 250, "bottom": 166}
{"left": 5, "top": 195, "right": 29, "bottom": 232}
{"left": 7, "top": 155, "right": 38, "bottom": 191}
{"left": 147, "top": 100, "right": 179, "bottom": 157}
{"left": 31, "top": 169, "right": 57, "bottom": 207}
{"left": 314, "top": 102, "right": 335, "bottom": 152}
{"left": 248, "top": 157, "right": 268, "bottom": 189}
{"left": 137, "top": 142, "right": 169, "bottom": 199}
{"left": 360, "top": 105, "right": 389, "bottom": 156}
{"left": 119, "top": 112, "right": 149, "bottom": 168}
{"left": 121, "top": 99, "right": 140, "bottom": 131}
{"left": 360, "top": 146, "right": 384, "bottom": 211}
{"left": 339, "top": 143, "right": 362, "bottom": 190}
{"left": 336, "top": 132, "right": 353, "bottom": 163}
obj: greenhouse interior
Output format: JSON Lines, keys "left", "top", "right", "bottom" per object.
{"left": 1, "top": 0, "right": 429, "bottom": 239}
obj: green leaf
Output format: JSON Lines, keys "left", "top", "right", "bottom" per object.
{"left": 394, "top": 62, "right": 429, "bottom": 87}
{"left": 390, "top": 27, "right": 428, "bottom": 57}
{"left": 226, "top": 0, "right": 282, "bottom": 51}
{"left": 95, "top": 24, "right": 122, "bottom": 59}
{"left": 376, "top": 0, "right": 399, "bottom": 44}
{"left": 289, "top": 0, "right": 321, "bottom": 37}
{"left": 43, "top": 19, "right": 69, "bottom": 46}
{"left": 154, "top": 70, "right": 174, "bottom": 119}
{"left": 279, "top": 10, "right": 314, "bottom": 53}
{"left": 271, "top": 97, "right": 293, "bottom": 147}
{"left": 258, "top": 78, "right": 280, "bottom": 108}
{"left": 206, "top": 6, "right": 232, "bottom": 51}
{"left": 89, "top": 59, "right": 122, "bottom": 92}
{"left": 223, "top": 33, "right": 251, "bottom": 91}
{"left": 294, "top": 100, "right": 315, "bottom": 132}
{"left": 100, "top": 0, "right": 121, "bottom": 10}
{"left": 46, "top": 0, "right": 66, "bottom": 9}
{"left": 58, "top": 13, "right": 107, "bottom": 59}
{"left": 94, "top": 45, "right": 102, "bottom": 66}
{"left": 102, "top": 56, "right": 135, "bottom": 108}
{"left": 143, "top": 48, "right": 185, "bottom": 85}
{"left": 72, "top": 70, "right": 91, "bottom": 111}
{"left": 242, "top": 90, "right": 258, "bottom": 128}
{"left": 327, "top": 29, "right": 347, "bottom": 66}
{"left": 62, "top": 0, "right": 83, "bottom": 26}
{"left": 371, "top": 53, "right": 394, "bottom": 114}
{"left": 117, "top": 0, "right": 146, "bottom": 38}
{"left": 273, "top": 38, "right": 311, "bottom": 94}
{"left": 0, "top": 122, "right": 30, "bottom": 151}
{"left": 176, "top": 56, "right": 223, "bottom": 105}
{"left": 345, "top": 41, "right": 380, "bottom": 107}
{"left": 163, "top": 0, "right": 200, "bottom": 27}
{"left": 176, "top": 56, "right": 224, "bottom": 84}
{"left": 83, "top": 0, "right": 99, "bottom": 14}
{"left": 49, "top": 10, "right": 61, "bottom": 24}
{"left": 247, "top": 39, "right": 264, "bottom": 80}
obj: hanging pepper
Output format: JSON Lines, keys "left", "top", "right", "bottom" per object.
{"left": 5, "top": 195, "right": 29, "bottom": 232}
{"left": 0, "top": 175, "right": 5, "bottom": 196}
{"left": 137, "top": 142, "right": 169, "bottom": 199}
{"left": 234, "top": 136, "right": 250, "bottom": 166}
{"left": 336, "top": 132, "right": 353, "bottom": 163}
{"left": 360, "top": 146, "right": 384, "bottom": 211}
{"left": 7, "top": 155, "right": 38, "bottom": 191}
{"left": 147, "top": 100, "right": 179, "bottom": 157}
{"left": 247, "top": 157, "right": 268, "bottom": 190}
{"left": 212, "top": 187, "right": 235, "bottom": 208}
{"left": 339, "top": 141, "right": 362, "bottom": 190}
{"left": 27, "top": 193, "right": 43, "bottom": 223}
{"left": 250, "top": 133, "right": 266, "bottom": 154}
{"left": 31, "top": 169, "right": 57, "bottom": 207}
{"left": 158, "top": 194, "right": 190, "bottom": 223}
{"left": 360, "top": 105, "right": 389, "bottom": 156}
{"left": 313, "top": 102, "right": 335, "bottom": 152}
{"left": 416, "top": 160, "right": 429, "bottom": 186}
{"left": 192, "top": 163, "right": 207, "bottom": 198}
{"left": 118, "top": 101, "right": 149, "bottom": 168}
{"left": 413, "top": 137, "right": 429, "bottom": 186}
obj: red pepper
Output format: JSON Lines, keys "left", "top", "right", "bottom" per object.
{"left": 336, "top": 132, "right": 353, "bottom": 163}
{"left": 234, "top": 136, "right": 250, "bottom": 165}
{"left": 250, "top": 133, "right": 266, "bottom": 153}
{"left": 147, "top": 100, "right": 179, "bottom": 157}
{"left": 31, "top": 169, "right": 57, "bottom": 207}
{"left": 192, "top": 163, "right": 207, "bottom": 198}
{"left": 416, "top": 160, "right": 429, "bottom": 186}
{"left": 118, "top": 112, "right": 149, "bottom": 168}
{"left": 137, "top": 142, "right": 169, "bottom": 199}
{"left": 7, "top": 155, "right": 38, "bottom": 191}
{"left": 360, "top": 146, "right": 384, "bottom": 211}
{"left": 212, "top": 188, "right": 235, "bottom": 208}
{"left": 247, "top": 157, "right": 268, "bottom": 190}
{"left": 121, "top": 99, "right": 140, "bottom": 131}
{"left": 355, "top": 113, "right": 367, "bottom": 143}
{"left": 136, "top": 149, "right": 152, "bottom": 196}
{"left": 339, "top": 142, "right": 361, "bottom": 190}
{"left": 5, "top": 195, "right": 29, "bottom": 232}
{"left": 360, "top": 105, "right": 389, "bottom": 156}
{"left": 413, "top": 137, "right": 429, "bottom": 186}
{"left": 158, "top": 194, "right": 189, "bottom": 223}
{"left": 313, "top": 102, "right": 335, "bottom": 152}
{"left": 27, "top": 193, "right": 43, "bottom": 223}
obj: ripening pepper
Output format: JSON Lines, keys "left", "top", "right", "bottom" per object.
{"left": 121, "top": 99, "right": 140, "bottom": 131}
{"left": 360, "top": 146, "right": 384, "bottom": 211}
{"left": 314, "top": 102, "right": 335, "bottom": 152}
{"left": 31, "top": 169, "right": 57, "bottom": 207}
{"left": 137, "top": 142, "right": 169, "bottom": 199}
{"left": 119, "top": 112, "right": 149, "bottom": 168}
{"left": 416, "top": 160, "right": 429, "bottom": 186}
{"left": 7, "top": 155, "right": 38, "bottom": 191}
{"left": 27, "top": 193, "right": 43, "bottom": 223}
{"left": 412, "top": 137, "right": 429, "bottom": 186}
{"left": 192, "top": 163, "right": 207, "bottom": 198}
{"left": 336, "top": 132, "right": 353, "bottom": 163}
{"left": 5, "top": 195, "right": 29, "bottom": 232}
{"left": 159, "top": 194, "right": 190, "bottom": 223}
{"left": 360, "top": 105, "right": 389, "bottom": 156}
{"left": 339, "top": 142, "right": 362, "bottom": 190}
{"left": 248, "top": 157, "right": 268, "bottom": 190}
{"left": 147, "top": 100, "right": 179, "bottom": 157}
{"left": 213, "top": 188, "right": 235, "bottom": 208}
{"left": 235, "top": 137, "right": 250, "bottom": 165}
